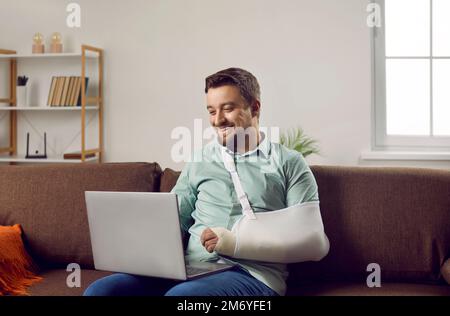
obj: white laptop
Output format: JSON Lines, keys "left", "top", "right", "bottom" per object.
{"left": 84, "top": 191, "right": 235, "bottom": 280}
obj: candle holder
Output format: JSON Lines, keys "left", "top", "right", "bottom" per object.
{"left": 50, "top": 32, "right": 63, "bottom": 53}
{"left": 32, "top": 33, "right": 45, "bottom": 54}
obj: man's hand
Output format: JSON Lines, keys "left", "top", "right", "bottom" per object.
{"left": 200, "top": 228, "right": 218, "bottom": 253}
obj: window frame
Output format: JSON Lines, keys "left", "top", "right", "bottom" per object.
{"left": 372, "top": 0, "right": 450, "bottom": 151}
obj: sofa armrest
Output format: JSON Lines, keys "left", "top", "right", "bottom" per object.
{"left": 442, "top": 259, "right": 450, "bottom": 285}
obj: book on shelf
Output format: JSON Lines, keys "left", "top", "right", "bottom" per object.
{"left": 47, "top": 76, "right": 89, "bottom": 107}
{"left": 56, "top": 76, "right": 65, "bottom": 106}
{"left": 47, "top": 77, "right": 57, "bottom": 106}
{"left": 51, "top": 76, "right": 61, "bottom": 106}
{"left": 76, "top": 77, "right": 89, "bottom": 106}
{"left": 63, "top": 151, "right": 96, "bottom": 159}
{"left": 67, "top": 76, "right": 76, "bottom": 106}
{"left": 60, "top": 77, "right": 70, "bottom": 106}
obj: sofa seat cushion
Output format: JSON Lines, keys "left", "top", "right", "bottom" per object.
{"left": 30, "top": 271, "right": 450, "bottom": 296}
{"left": 28, "top": 269, "right": 113, "bottom": 296}
{"left": 286, "top": 282, "right": 450, "bottom": 296}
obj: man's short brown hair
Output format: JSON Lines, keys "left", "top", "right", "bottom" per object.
{"left": 205, "top": 68, "right": 261, "bottom": 106}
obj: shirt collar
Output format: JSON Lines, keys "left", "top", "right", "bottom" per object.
{"left": 214, "top": 131, "right": 270, "bottom": 159}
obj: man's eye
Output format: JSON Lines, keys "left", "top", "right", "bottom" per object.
{"left": 223, "top": 107, "right": 233, "bottom": 112}
{"left": 209, "top": 111, "right": 216, "bottom": 115}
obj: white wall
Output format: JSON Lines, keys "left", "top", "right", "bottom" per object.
{"left": 1, "top": 0, "right": 449, "bottom": 170}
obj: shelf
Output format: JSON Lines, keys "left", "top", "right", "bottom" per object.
{"left": 0, "top": 45, "right": 103, "bottom": 164}
{"left": 0, "top": 52, "right": 96, "bottom": 59}
{"left": 0, "top": 106, "right": 99, "bottom": 111}
{"left": 0, "top": 155, "right": 99, "bottom": 163}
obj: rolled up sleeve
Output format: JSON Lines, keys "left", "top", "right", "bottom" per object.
{"left": 284, "top": 152, "right": 319, "bottom": 207}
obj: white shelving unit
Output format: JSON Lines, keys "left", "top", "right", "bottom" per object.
{"left": 0, "top": 45, "right": 104, "bottom": 164}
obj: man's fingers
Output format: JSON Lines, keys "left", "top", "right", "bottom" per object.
{"left": 206, "top": 242, "right": 216, "bottom": 253}
{"left": 201, "top": 228, "right": 219, "bottom": 252}
{"left": 207, "top": 244, "right": 215, "bottom": 253}
{"left": 204, "top": 238, "right": 217, "bottom": 248}
{"left": 204, "top": 237, "right": 218, "bottom": 252}
{"left": 201, "top": 228, "right": 210, "bottom": 245}
{"left": 201, "top": 228, "right": 217, "bottom": 246}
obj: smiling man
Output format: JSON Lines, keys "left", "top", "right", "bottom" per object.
{"left": 84, "top": 68, "right": 325, "bottom": 296}
{"left": 206, "top": 71, "right": 261, "bottom": 153}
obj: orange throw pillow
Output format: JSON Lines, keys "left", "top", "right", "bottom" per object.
{"left": 0, "top": 224, "right": 42, "bottom": 296}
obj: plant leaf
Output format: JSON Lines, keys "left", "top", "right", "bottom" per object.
{"left": 279, "top": 127, "right": 320, "bottom": 157}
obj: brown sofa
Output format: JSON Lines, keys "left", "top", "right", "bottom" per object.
{"left": 0, "top": 162, "right": 449, "bottom": 296}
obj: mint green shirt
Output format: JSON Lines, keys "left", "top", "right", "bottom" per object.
{"left": 171, "top": 134, "right": 319, "bottom": 295}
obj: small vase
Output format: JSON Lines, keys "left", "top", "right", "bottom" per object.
{"left": 16, "top": 86, "right": 28, "bottom": 107}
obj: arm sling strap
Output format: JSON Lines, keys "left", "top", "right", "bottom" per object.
{"left": 210, "top": 147, "right": 330, "bottom": 263}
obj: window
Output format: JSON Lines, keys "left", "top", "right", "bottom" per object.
{"left": 373, "top": 0, "right": 450, "bottom": 151}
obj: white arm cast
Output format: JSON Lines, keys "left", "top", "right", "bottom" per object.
{"left": 210, "top": 227, "right": 236, "bottom": 257}
{"left": 211, "top": 201, "right": 330, "bottom": 264}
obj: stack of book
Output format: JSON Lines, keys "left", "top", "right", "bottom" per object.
{"left": 47, "top": 76, "right": 89, "bottom": 107}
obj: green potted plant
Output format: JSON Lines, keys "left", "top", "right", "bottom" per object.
{"left": 279, "top": 127, "right": 320, "bottom": 157}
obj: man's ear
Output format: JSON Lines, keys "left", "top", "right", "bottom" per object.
{"left": 251, "top": 101, "right": 261, "bottom": 118}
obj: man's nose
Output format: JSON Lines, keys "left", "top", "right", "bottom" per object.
{"left": 214, "top": 110, "right": 226, "bottom": 127}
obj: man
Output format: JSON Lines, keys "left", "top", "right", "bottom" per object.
{"left": 84, "top": 68, "right": 324, "bottom": 296}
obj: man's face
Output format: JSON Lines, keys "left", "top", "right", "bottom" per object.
{"left": 206, "top": 85, "right": 258, "bottom": 146}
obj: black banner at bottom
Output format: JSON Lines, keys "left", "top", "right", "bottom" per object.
{"left": 2, "top": 296, "right": 450, "bottom": 314}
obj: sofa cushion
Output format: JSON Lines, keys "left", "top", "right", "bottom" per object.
{"left": 0, "top": 163, "right": 162, "bottom": 269}
{"left": 28, "top": 269, "right": 113, "bottom": 296}
{"left": 160, "top": 168, "right": 181, "bottom": 192}
{"left": 289, "top": 166, "right": 450, "bottom": 284}
{"left": 286, "top": 281, "right": 450, "bottom": 296}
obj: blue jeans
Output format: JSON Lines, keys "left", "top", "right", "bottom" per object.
{"left": 83, "top": 267, "right": 278, "bottom": 296}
